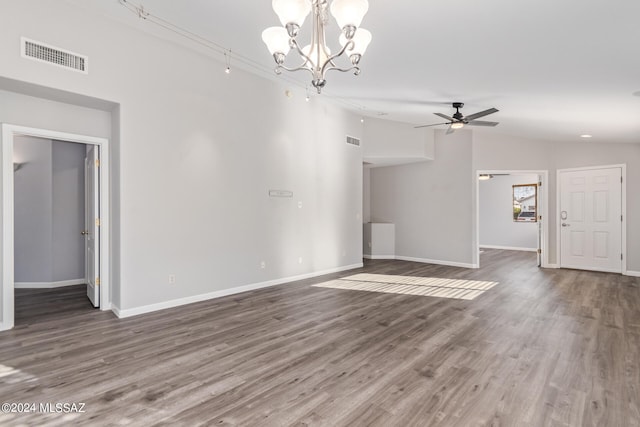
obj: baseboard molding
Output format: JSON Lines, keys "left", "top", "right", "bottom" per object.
{"left": 113, "top": 263, "right": 364, "bottom": 319}
{"left": 395, "top": 255, "right": 477, "bottom": 269}
{"left": 625, "top": 270, "right": 640, "bottom": 277}
{"left": 544, "top": 264, "right": 559, "bottom": 269}
{"left": 14, "top": 279, "right": 85, "bottom": 289}
{"left": 363, "top": 255, "right": 396, "bottom": 260}
{"left": 480, "top": 245, "right": 537, "bottom": 252}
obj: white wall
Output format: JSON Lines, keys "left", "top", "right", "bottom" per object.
{"left": 479, "top": 174, "right": 538, "bottom": 250}
{"left": 363, "top": 117, "right": 434, "bottom": 167}
{"left": 370, "top": 130, "right": 474, "bottom": 267}
{"left": 0, "top": 1, "right": 364, "bottom": 315}
{"left": 13, "top": 136, "right": 86, "bottom": 284}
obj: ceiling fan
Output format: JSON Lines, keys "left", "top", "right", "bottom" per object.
{"left": 415, "top": 102, "right": 499, "bottom": 134}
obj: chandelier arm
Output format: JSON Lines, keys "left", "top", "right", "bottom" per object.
{"left": 323, "top": 64, "right": 361, "bottom": 75}
{"left": 320, "top": 40, "right": 354, "bottom": 76}
{"left": 289, "top": 38, "right": 315, "bottom": 69}
{"left": 275, "top": 63, "right": 315, "bottom": 77}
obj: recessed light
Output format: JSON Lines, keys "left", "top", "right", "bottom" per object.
{"left": 580, "top": 134, "right": 592, "bottom": 138}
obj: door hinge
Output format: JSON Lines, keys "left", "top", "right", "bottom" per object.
{"left": 95, "top": 159, "right": 100, "bottom": 167}
{"left": 95, "top": 218, "right": 100, "bottom": 227}
{"left": 538, "top": 181, "right": 542, "bottom": 187}
{"left": 537, "top": 249, "right": 542, "bottom": 254}
{"left": 621, "top": 215, "right": 623, "bottom": 222}
{"left": 621, "top": 254, "right": 623, "bottom": 261}
{"left": 96, "top": 277, "right": 100, "bottom": 286}
{"left": 539, "top": 215, "right": 542, "bottom": 221}
{"left": 621, "top": 176, "right": 623, "bottom": 183}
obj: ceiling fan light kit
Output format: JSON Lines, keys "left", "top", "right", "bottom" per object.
{"left": 262, "top": 0, "right": 371, "bottom": 93}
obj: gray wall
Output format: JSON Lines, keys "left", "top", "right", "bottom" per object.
{"left": 370, "top": 130, "right": 474, "bottom": 265}
{"left": 52, "top": 140, "right": 86, "bottom": 282}
{"left": 1, "top": 1, "right": 363, "bottom": 314}
{"left": 13, "top": 136, "right": 85, "bottom": 283}
{"left": 14, "top": 136, "right": 53, "bottom": 282}
{"left": 473, "top": 132, "right": 640, "bottom": 270}
{"left": 479, "top": 174, "right": 539, "bottom": 250}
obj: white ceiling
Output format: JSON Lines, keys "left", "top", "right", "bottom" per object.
{"left": 86, "top": 0, "right": 640, "bottom": 143}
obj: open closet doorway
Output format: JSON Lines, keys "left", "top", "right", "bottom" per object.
{"left": 475, "top": 170, "right": 549, "bottom": 268}
{"left": 1, "top": 124, "right": 110, "bottom": 331}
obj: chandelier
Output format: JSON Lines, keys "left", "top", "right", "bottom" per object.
{"left": 262, "top": 0, "right": 371, "bottom": 93}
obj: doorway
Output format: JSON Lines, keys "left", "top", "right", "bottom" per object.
{"left": 1, "top": 124, "right": 111, "bottom": 331}
{"left": 475, "top": 170, "right": 549, "bottom": 268}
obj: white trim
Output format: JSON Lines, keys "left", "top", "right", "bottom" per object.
{"left": 15, "top": 279, "right": 85, "bottom": 289}
{"left": 363, "top": 255, "right": 396, "bottom": 260}
{"left": 545, "top": 264, "right": 560, "bottom": 269}
{"left": 395, "top": 255, "right": 478, "bottom": 269}
{"left": 1, "top": 124, "right": 111, "bottom": 331}
{"left": 479, "top": 245, "right": 537, "bottom": 252}
{"left": 475, "top": 170, "right": 550, "bottom": 269}
{"left": 556, "top": 164, "right": 626, "bottom": 274}
{"left": 625, "top": 270, "right": 640, "bottom": 277}
{"left": 112, "top": 263, "right": 364, "bottom": 319}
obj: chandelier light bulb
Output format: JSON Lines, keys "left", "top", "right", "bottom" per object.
{"left": 272, "top": 0, "right": 311, "bottom": 28}
{"left": 262, "top": 27, "right": 291, "bottom": 57}
{"left": 330, "top": 0, "right": 369, "bottom": 31}
{"left": 339, "top": 28, "right": 372, "bottom": 56}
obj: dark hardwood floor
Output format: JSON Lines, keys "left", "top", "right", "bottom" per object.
{"left": 1, "top": 250, "right": 639, "bottom": 426}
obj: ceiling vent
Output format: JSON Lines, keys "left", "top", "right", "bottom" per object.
{"left": 346, "top": 135, "right": 361, "bottom": 147}
{"left": 21, "top": 37, "right": 88, "bottom": 74}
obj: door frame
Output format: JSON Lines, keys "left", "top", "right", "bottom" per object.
{"left": 474, "top": 169, "right": 550, "bottom": 268}
{"left": 556, "top": 164, "right": 627, "bottom": 274}
{"left": 1, "top": 124, "right": 111, "bottom": 331}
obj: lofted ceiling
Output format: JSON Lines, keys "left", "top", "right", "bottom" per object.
{"left": 81, "top": 0, "right": 640, "bottom": 143}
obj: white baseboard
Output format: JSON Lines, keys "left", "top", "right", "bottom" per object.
{"left": 15, "top": 279, "right": 85, "bottom": 289}
{"left": 113, "top": 263, "right": 364, "bottom": 319}
{"left": 363, "top": 255, "right": 396, "bottom": 260}
{"left": 544, "top": 263, "right": 560, "bottom": 269}
{"left": 395, "top": 255, "right": 477, "bottom": 269}
{"left": 480, "top": 245, "right": 537, "bottom": 252}
{"left": 625, "top": 270, "right": 640, "bottom": 277}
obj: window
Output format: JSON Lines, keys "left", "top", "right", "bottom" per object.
{"left": 513, "top": 184, "right": 537, "bottom": 222}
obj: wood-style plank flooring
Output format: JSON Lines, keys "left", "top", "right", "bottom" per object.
{"left": 1, "top": 250, "right": 639, "bottom": 426}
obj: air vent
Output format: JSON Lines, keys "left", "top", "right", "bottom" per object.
{"left": 346, "top": 135, "right": 361, "bottom": 147}
{"left": 21, "top": 37, "right": 88, "bottom": 74}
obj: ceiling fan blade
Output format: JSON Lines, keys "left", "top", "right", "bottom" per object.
{"left": 434, "top": 112, "right": 455, "bottom": 121}
{"left": 466, "top": 120, "right": 499, "bottom": 127}
{"left": 464, "top": 108, "right": 499, "bottom": 121}
{"left": 414, "top": 122, "right": 451, "bottom": 129}
{"left": 446, "top": 126, "right": 455, "bottom": 135}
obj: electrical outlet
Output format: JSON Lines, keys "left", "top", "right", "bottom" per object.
{"left": 168, "top": 274, "right": 176, "bottom": 284}
{"left": 260, "top": 261, "right": 266, "bottom": 269}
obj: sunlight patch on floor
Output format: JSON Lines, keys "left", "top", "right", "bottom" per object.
{"left": 313, "top": 273, "right": 498, "bottom": 300}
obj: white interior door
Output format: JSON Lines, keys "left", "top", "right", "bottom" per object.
{"left": 85, "top": 145, "right": 100, "bottom": 307}
{"left": 560, "top": 167, "right": 622, "bottom": 273}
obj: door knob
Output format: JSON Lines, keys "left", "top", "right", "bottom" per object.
{"left": 562, "top": 223, "right": 570, "bottom": 227}
{"left": 81, "top": 230, "right": 89, "bottom": 235}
